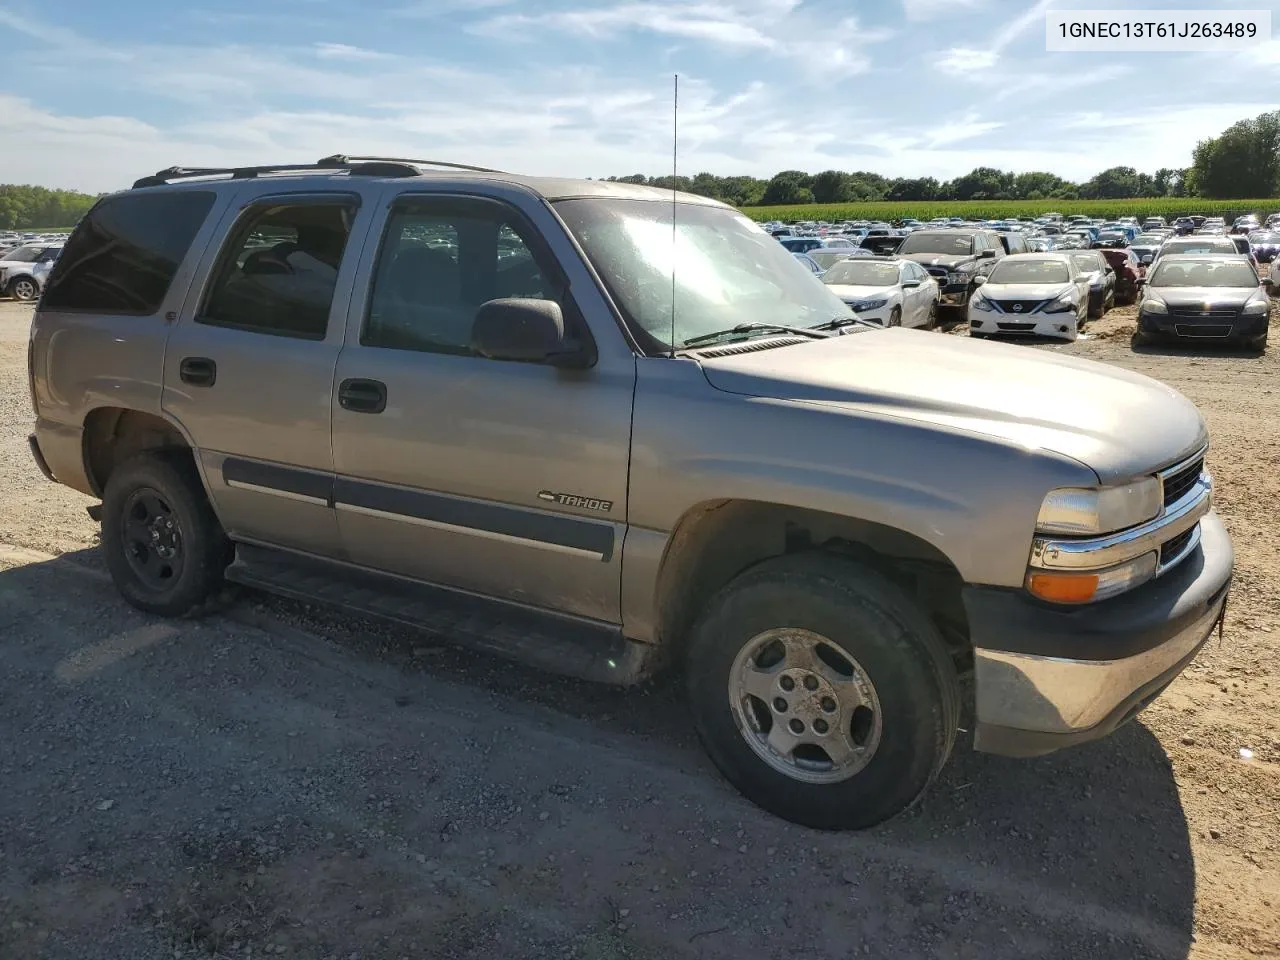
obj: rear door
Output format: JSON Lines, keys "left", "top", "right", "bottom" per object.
{"left": 329, "top": 189, "right": 635, "bottom": 623}
{"left": 162, "top": 183, "right": 381, "bottom": 557}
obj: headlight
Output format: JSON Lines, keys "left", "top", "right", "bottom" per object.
{"left": 1035, "top": 478, "right": 1162, "bottom": 535}
{"left": 850, "top": 297, "right": 888, "bottom": 311}
{"left": 1242, "top": 297, "right": 1270, "bottom": 315}
{"left": 1026, "top": 552, "right": 1158, "bottom": 604}
{"left": 1141, "top": 298, "right": 1168, "bottom": 314}
{"left": 970, "top": 293, "right": 994, "bottom": 311}
{"left": 1043, "top": 292, "right": 1075, "bottom": 314}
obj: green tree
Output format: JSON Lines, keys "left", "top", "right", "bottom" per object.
{"left": 885, "top": 177, "right": 940, "bottom": 201}
{"left": 947, "top": 167, "right": 1014, "bottom": 200}
{"left": 1012, "top": 171, "right": 1073, "bottom": 199}
{"left": 760, "top": 170, "right": 814, "bottom": 205}
{"left": 810, "top": 170, "right": 852, "bottom": 204}
{"left": 1079, "top": 166, "right": 1143, "bottom": 199}
{"left": 1191, "top": 110, "right": 1280, "bottom": 199}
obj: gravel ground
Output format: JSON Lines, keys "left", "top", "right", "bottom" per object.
{"left": 1, "top": 299, "right": 1277, "bottom": 960}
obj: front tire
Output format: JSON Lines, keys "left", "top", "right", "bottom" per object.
{"left": 888, "top": 306, "right": 902, "bottom": 328}
{"left": 7, "top": 277, "right": 37, "bottom": 301}
{"left": 685, "top": 554, "right": 960, "bottom": 830}
{"left": 101, "top": 453, "right": 232, "bottom": 617}
{"left": 923, "top": 301, "right": 938, "bottom": 331}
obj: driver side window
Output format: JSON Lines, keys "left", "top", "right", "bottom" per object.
{"left": 363, "top": 202, "right": 558, "bottom": 356}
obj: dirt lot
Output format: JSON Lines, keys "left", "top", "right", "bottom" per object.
{"left": 1, "top": 298, "right": 1277, "bottom": 960}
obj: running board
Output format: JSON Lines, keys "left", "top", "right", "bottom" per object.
{"left": 224, "top": 543, "right": 656, "bottom": 685}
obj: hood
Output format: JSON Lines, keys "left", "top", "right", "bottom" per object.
{"left": 977, "top": 282, "right": 1073, "bottom": 302}
{"left": 696, "top": 329, "right": 1206, "bottom": 483}
{"left": 825, "top": 283, "right": 895, "bottom": 302}
{"left": 1147, "top": 285, "right": 1261, "bottom": 307}
{"left": 898, "top": 252, "right": 973, "bottom": 268}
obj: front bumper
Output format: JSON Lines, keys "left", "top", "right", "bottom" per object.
{"left": 966, "top": 511, "right": 1232, "bottom": 758}
{"left": 1138, "top": 310, "right": 1268, "bottom": 340}
{"left": 968, "top": 307, "right": 1077, "bottom": 341}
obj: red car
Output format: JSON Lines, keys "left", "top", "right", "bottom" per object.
{"left": 1100, "top": 248, "right": 1142, "bottom": 304}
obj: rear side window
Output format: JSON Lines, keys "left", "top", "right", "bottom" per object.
{"left": 41, "top": 191, "right": 216, "bottom": 314}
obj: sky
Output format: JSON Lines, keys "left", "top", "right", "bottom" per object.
{"left": 1, "top": 0, "right": 1278, "bottom": 194}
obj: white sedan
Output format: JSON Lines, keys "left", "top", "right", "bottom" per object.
{"left": 820, "top": 257, "right": 939, "bottom": 329}
{"left": 967, "top": 253, "right": 1089, "bottom": 343}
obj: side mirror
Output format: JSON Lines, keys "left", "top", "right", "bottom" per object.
{"left": 972, "top": 275, "right": 986, "bottom": 286}
{"left": 1141, "top": 255, "right": 1153, "bottom": 264}
{"left": 979, "top": 249, "right": 997, "bottom": 258}
{"left": 471, "top": 298, "right": 592, "bottom": 369}
{"left": 901, "top": 279, "right": 921, "bottom": 288}
{"left": 1136, "top": 277, "right": 1147, "bottom": 286}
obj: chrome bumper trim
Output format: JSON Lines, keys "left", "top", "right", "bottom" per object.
{"left": 972, "top": 599, "right": 1222, "bottom": 736}
{"left": 1030, "top": 474, "right": 1211, "bottom": 572}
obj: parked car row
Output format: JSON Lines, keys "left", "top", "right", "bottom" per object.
{"left": 0, "top": 240, "right": 65, "bottom": 301}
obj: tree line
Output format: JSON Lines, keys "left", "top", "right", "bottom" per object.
{"left": 0, "top": 185, "right": 101, "bottom": 230}
{"left": 606, "top": 108, "right": 1280, "bottom": 207}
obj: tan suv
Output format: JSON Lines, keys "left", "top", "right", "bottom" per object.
{"left": 28, "top": 157, "right": 1232, "bottom": 829}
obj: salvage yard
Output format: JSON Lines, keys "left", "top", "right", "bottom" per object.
{"left": 1, "top": 298, "right": 1278, "bottom": 960}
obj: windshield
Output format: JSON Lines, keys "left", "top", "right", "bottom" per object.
{"left": 988, "top": 259, "right": 1070, "bottom": 284}
{"left": 1162, "top": 239, "right": 1235, "bottom": 255}
{"left": 897, "top": 233, "right": 973, "bottom": 255}
{"left": 554, "top": 198, "right": 851, "bottom": 351}
{"left": 3, "top": 245, "right": 42, "bottom": 263}
{"left": 1150, "top": 260, "right": 1259, "bottom": 287}
{"left": 1069, "top": 254, "right": 1101, "bottom": 272}
{"left": 822, "top": 261, "right": 900, "bottom": 286}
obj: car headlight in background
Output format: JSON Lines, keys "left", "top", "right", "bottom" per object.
{"left": 848, "top": 298, "right": 888, "bottom": 312}
{"left": 1035, "top": 479, "right": 1162, "bottom": 536}
{"left": 1242, "top": 297, "right": 1270, "bottom": 315}
{"left": 1141, "top": 298, "right": 1168, "bottom": 314}
{"left": 969, "top": 293, "right": 994, "bottom": 311}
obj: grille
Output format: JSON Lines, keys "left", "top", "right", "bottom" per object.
{"left": 694, "top": 336, "right": 807, "bottom": 358}
{"left": 1173, "top": 324, "right": 1232, "bottom": 338}
{"left": 993, "top": 299, "right": 1046, "bottom": 314}
{"left": 924, "top": 266, "right": 949, "bottom": 279}
{"left": 995, "top": 321, "right": 1037, "bottom": 332}
{"left": 1168, "top": 306, "right": 1239, "bottom": 319}
{"left": 1163, "top": 457, "right": 1203, "bottom": 506}
{"left": 1159, "top": 526, "right": 1196, "bottom": 566}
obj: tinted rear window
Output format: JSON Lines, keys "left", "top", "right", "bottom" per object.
{"left": 41, "top": 190, "right": 216, "bottom": 314}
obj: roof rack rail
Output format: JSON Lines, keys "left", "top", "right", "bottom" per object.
{"left": 131, "top": 157, "right": 425, "bottom": 189}
{"left": 319, "top": 154, "right": 505, "bottom": 174}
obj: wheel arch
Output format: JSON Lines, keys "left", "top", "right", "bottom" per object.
{"left": 653, "top": 499, "right": 972, "bottom": 671}
{"left": 81, "top": 405, "right": 199, "bottom": 498}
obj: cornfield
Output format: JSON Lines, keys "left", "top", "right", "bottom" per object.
{"left": 741, "top": 198, "right": 1280, "bottom": 223}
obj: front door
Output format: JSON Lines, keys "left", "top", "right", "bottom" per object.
{"left": 163, "top": 188, "right": 377, "bottom": 557}
{"left": 330, "top": 192, "right": 634, "bottom": 623}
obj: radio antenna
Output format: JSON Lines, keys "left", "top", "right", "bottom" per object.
{"left": 670, "top": 72, "right": 678, "bottom": 359}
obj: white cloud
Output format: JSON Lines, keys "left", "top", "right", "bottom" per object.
{"left": 933, "top": 0, "right": 1053, "bottom": 76}
{"left": 900, "top": 0, "right": 987, "bottom": 21}
{"left": 313, "top": 42, "right": 394, "bottom": 61}
{"left": 471, "top": 0, "right": 892, "bottom": 76}
{"left": 924, "top": 114, "right": 1004, "bottom": 148}
{"left": 935, "top": 47, "right": 997, "bottom": 73}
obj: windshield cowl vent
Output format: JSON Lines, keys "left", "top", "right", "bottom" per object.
{"left": 691, "top": 336, "right": 809, "bottom": 358}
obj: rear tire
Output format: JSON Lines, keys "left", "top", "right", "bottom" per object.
{"left": 685, "top": 553, "right": 960, "bottom": 830}
{"left": 101, "top": 452, "right": 232, "bottom": 617}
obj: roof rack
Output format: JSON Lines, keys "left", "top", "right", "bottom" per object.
{"left": 321, "top": 154, "right": 505, "bottom": 174}
{"left": 132, "top": 155, "right": 504, "bottom": 189}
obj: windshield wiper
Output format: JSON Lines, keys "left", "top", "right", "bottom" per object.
{"left": 680, "top": 322, "right": 832, "bottom": 348}
{"left": 812, "top": 315, "right": 882, "bottom": 332}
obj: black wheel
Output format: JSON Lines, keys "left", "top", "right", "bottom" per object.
{"left": 1104, "top": 288, "right": 1115, "bottom": 313}
{"left": 1131, "top": 329, "right": 1155, "bottom": 348}
{"left": 685, "top": 553, "right": 960, "bottom": 830}
{"left": 101, "top": 453, "right": 231, "bottom": 617}
{"left": 8, "top": 277, "right": 37, "bottom": 301}
{"left": 923, "top": 301, "right": 938, "bottom": 331}
{"left": 888, "top": 307, "right": 902, "bottom": 328}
